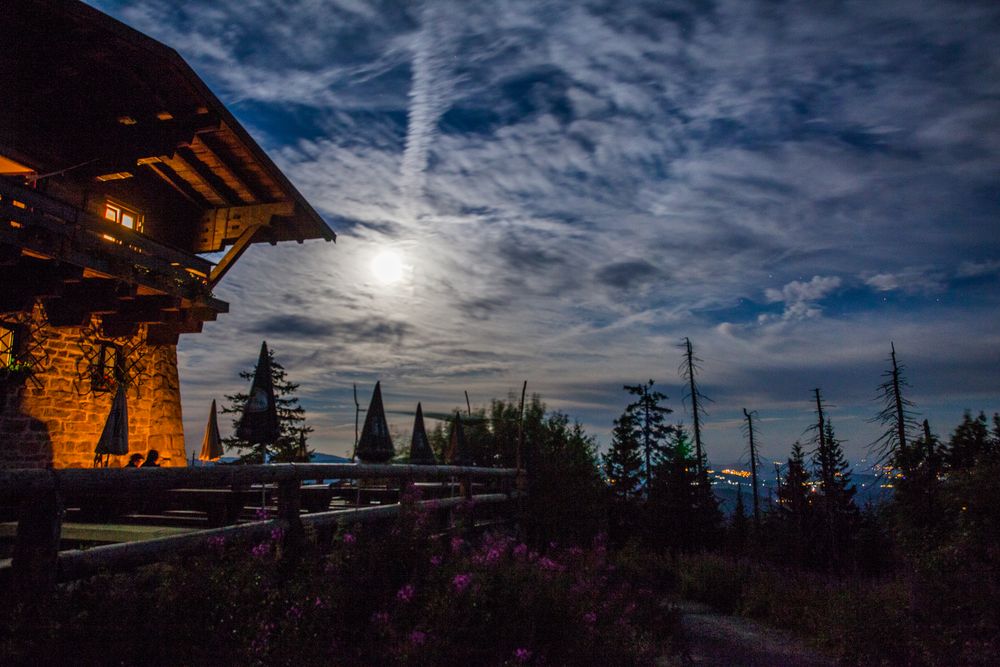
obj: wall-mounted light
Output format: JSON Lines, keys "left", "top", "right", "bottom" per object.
{"left": 95, "top": 171, "right": 133, "bottom": 182}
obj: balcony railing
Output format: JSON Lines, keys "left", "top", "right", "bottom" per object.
{"left": 0, "top": 178, "right": 216, "bottom": 303}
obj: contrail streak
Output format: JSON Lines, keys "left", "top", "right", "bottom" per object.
{"left": 400, "top": 1, "right": 456, "bottom": 208}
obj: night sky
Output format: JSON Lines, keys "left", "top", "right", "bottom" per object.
{"left": 91, "top": 0, "right": 1000, "bottom": 465}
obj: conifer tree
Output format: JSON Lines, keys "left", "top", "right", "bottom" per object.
{"left": 810, "top": 389, "right": 858, "bottom": 570}
{"left": 947, "top": 411, "right": 990, "bottom": 469}
{"left": 221, "top": 347, "right": 312, "bottom": 463}
{"left": 775, "top": 441, "right": 813, "bottom": 565}
{"left": 621, "top": 380, "right": 673, "bottom": 496}
{"left": 604, "top": 411, "right": 644, "bottom": 502}
{"left": 731, "top": 483, "right": 748, "bottom": 554}
{"left": 647, "top": 426, "right": 721, "bottom": 551}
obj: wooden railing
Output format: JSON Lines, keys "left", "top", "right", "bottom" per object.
{"left": 0, "top": 463, "right": 522, "bottom": 597}
{"left": 0, "top": 178, "right": 219, "bottom": 303}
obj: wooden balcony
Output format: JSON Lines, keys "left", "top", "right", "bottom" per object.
{"left": 0, "top": 178, "right": 228, "bottom": 344}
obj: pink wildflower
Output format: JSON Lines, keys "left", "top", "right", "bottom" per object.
{"left": 452, "top": 573, "right": 472, "bottom": 593}
{"left": 396, "top": 584, "right": 415, "bottom": 603}
{"left": 430, "top": 554, "right": 443, "bottom": 566}
{"left": 513, "top": 543, "right": 528, "bottom": 558}
{"left": 342, "top": 532, "right": 356, "bottom": 545}
{"left": 450, "top": 536, "right": 464, "bottom": 553}
{"left": 537, "top": 557, "right": 564, "bottom": 572}
{"left": 583, "top": 611, "right": 597, "bottom": 624}
{"left": 371, "top": 611, "right": 390, "bottom": 625}
{"left": 251, "top": 542, "right": 270, "bottom": 559}
{"left": 409, "top": 630, "right": 427, "bottom": 646}
{"left": 513, "top": 647, "right": 532, "bottom": 662}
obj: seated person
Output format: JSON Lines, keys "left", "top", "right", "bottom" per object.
{"left": 141, "top": 449, "right": 161, "bottom": 467}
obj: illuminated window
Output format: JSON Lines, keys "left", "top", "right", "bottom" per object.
{"left": 104, "top": 201, "right": 142, "bottom": 232}
{"left": 0, "top": 324, "right": 15, "bottom": 368}
{"left": 91, "top": 341, "right": 124, "bottom": 392}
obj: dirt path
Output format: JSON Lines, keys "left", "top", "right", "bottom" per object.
{"left": 665, "top": 601, "right": 836, "bottom": 666}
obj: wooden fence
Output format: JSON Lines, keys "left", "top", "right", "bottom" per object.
{"left": 0, "top": 463, "right": 522, "bottom": 597}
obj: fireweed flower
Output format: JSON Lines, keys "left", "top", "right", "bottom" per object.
{"left": 409, "top": 630, "right": 427, "bottom": 646}
{"left": 371, "top": 611, "right": 390, "bottom": 625}
{"left": 270, "top": 527, "right": 284, "bottom": 542}
{"left": 251, "top": 542, "right": 270, "bottom": 559}
{"left": 513, "top": 647, "right": 532, "bottom": 662}
{"left": 342, "top": 532, "right": 356, "bottom": 545}
{"left": 583, "top": 611, "right": 597, "bottom": 624}
{"left": 396, "top": 584, "right": 415, "bottom": 602}
{"left": 452, "top": 573, "right": 472, "bottom": 593}
{"left": 430, "top": 555, "right": 443, "bottom": 566}
{"left": 450, "top": 536, "right": 464, "bottom": 553}
{"left": 513, "top": 543, "right": 528, "bottom": 559}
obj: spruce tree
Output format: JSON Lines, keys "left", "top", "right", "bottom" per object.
{"left": 647, "top": 426, "right": 721, "bottom": 551}
{"left": 621, "top": 380, "right": 673, "bottom": 496}
{"left": 221, "top": 347, "right": 312, "bottom": 463}
{"left": 604, "top": 411, "right": 644, "bottom": 502}
{"left": 947, "top": 411, "right": 990, "bottom": 469}
{"left": 810, "top": 389, "right": 858, "bottom": 570}
{"left": 775, "top": 441, "right": 813, "bottom": 565}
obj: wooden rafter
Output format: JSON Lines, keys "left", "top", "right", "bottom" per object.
{"left": 175, "top": 145, "right": 241, "bottom": 205}
{"left": 190, "top": 134, "right": 260, "bottom": 204}
{"left": 195, "top": 201, "right": 294, "bottom": 253}
{"left": 159, "top": 152, "right": 228, "bottom": 206}
{"left": 209, "top": 223, "right": 262, "bottom": 287}
{"left": 143, "top": 160, "right": 204, "bottom": 207}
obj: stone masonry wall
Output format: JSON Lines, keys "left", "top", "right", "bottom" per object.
{"left": 0, "top": 308, "right": 187, "bottom": 469}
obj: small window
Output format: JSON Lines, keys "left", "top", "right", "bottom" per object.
{"left": 104, "top": 201, "right": 143, "bottom": 232}
{"left": 0, "top": 324, "right": 15, "bottom": 368}
{"left": 91, "top": 341, "right": 124, "bottom": 392}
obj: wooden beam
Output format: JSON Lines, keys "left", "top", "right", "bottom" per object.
{"left": 143, "top": 160, "right": 204, "bottom": 207}
{"left": 175, "top": 145, "right": 241, "bottom": 205}
{"left": 195, "top": 201, "right": 293, "bottom": 253}
{"left": 190, "top": 134, "right": 260, "bottom": 204}
{"left": 208, "top": 223, "right": 261, "bottom": 287}
{"left": 160, "top": 152, "right": 228, "bottom": 206}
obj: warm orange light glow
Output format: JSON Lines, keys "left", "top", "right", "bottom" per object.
{"left": 721, "top": 469, "right": 752, "bottom": 478}
{"left": 0, "top": 154, "right": 34, "bottom": 175}
{"left": 95, "top": 171, "right": 133, "bottom": 182}
{"left": 0, "top": 325, "right": 14, "bottom": 368}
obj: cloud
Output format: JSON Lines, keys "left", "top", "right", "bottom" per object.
{"left": 863, "top": 268, "right": 944, "bottom": 294}
{"left": 957, "top": 259, "right": 1000, "bottom": 279}
{"left": 88, "top": 0, "right": 1000, "bottom": 464}
{"left": 763, "top": 276, "right": 842, "bottom": 321}
{"left": 595, "top": 260, "right": 660, "bottom": 291}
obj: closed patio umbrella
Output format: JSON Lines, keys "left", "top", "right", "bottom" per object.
{"left": 355, "top": 381, "right": 394, "bottom": 463}
{"left": 199, "top": 399, "right": 223, "bottom": 462}
{"left": 236, "top": 341, "right": 280, "bottom": 445}
{"left": 408, "top": 403, "right": 436, "bottom": 465}
{"left": 95, "top": 383, "right": 129, "bottom": 467}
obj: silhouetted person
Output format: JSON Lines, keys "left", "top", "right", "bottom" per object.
{"left": 126, "top": 453, "right": 143, "bottom": 467}
{"left": 141, "top": 450, "right": 160, "bottom": 467}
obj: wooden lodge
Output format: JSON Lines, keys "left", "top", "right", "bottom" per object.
{"left": 0, "top": 0, "right": 335, "bottom": 468}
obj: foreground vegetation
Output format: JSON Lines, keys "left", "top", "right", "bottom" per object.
{"left": 2, "top": 489, "right": 677, "bottom": 666}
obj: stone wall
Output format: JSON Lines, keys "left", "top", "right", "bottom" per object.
{"left": 0, "top": 308, "right": 187, "bottom": 468}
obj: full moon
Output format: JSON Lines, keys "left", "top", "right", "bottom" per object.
{"left": 371, "top": 249, "right": 404, "bottom": 284}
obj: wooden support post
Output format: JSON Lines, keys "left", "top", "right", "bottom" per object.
{"left": 277, "top": 479, "right": 303, "bottom": 552}
{"left": 11, "top": 482, "right": 63, "bottom": 599}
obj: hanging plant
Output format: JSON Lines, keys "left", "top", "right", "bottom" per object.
{"left": 0, "top": 361, "right": 35, "bottom": 385}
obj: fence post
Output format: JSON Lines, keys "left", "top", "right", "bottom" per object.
{"left": 11, "top": 479, "right": 63, "bottom": 599}
{"left": 277, "top": 479, "right": 303, "bottom": 552}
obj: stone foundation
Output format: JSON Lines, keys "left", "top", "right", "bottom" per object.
{"left": 0, "top": 308, "right": 186, "bottom": 469}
